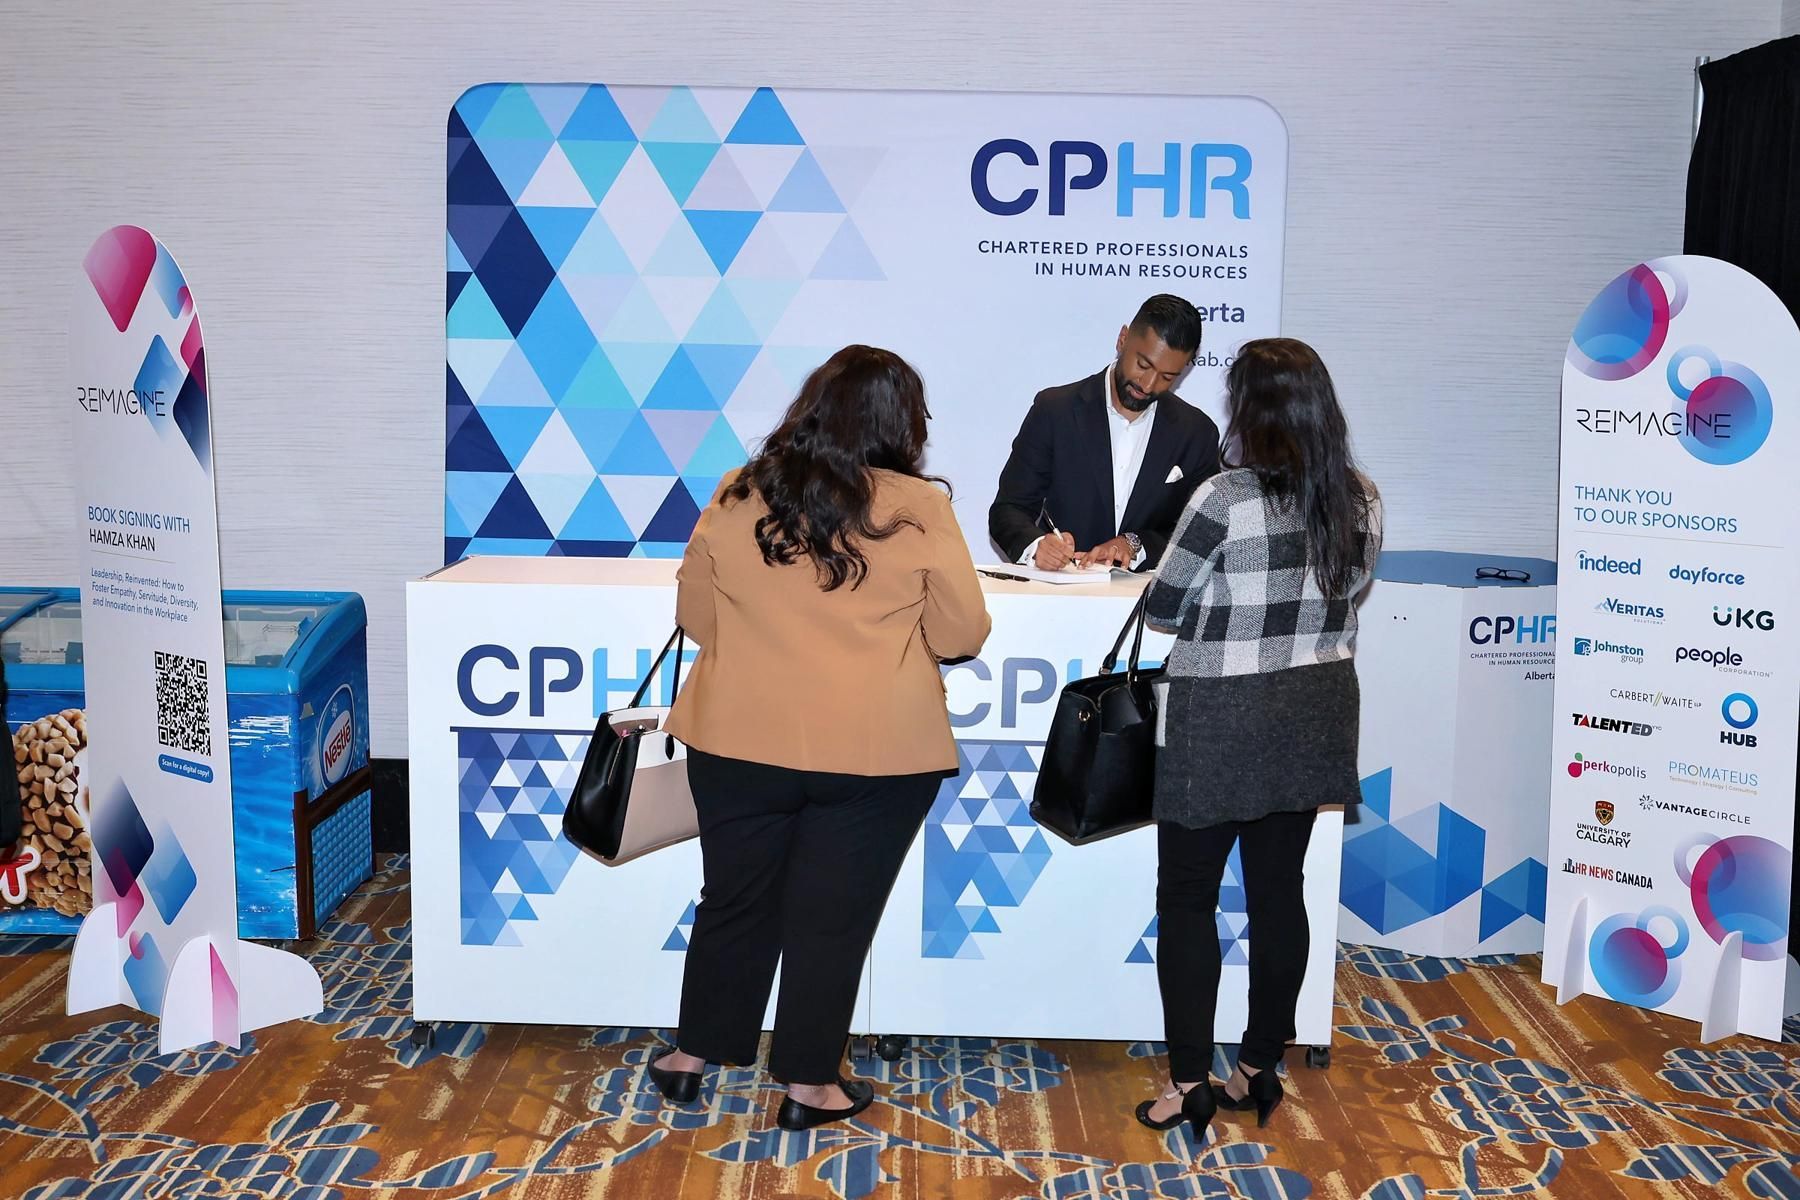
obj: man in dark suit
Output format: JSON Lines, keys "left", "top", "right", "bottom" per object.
{"left": 989, "top": 295, "right": 1221, "bottom": 571}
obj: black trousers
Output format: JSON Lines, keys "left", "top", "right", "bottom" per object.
{"left": 675, "top": 749, "right": 940, "bottom": 1084}
{"left": 1156, "top": 808, "right": 1317, "bottom": 1080}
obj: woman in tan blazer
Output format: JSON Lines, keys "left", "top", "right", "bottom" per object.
{"left": 654, "top": 345, "right": 990, "bottom": 1130}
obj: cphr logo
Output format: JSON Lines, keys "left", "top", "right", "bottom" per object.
{"left": 971, "top": 140, "right": 1253, "bottom": 218}
{"left": 1469, "top": 614, "right": 1556, "bottom": 645}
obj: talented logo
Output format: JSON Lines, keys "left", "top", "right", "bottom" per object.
{"left": 1610, "top": 688, "right": 1701, "bottom": 710}
{"left": 971, "top": 139, "right": 1253, "bottom": 218}
{"left": 1719, "top": 691, "right": 1758, "bottom": 749}
{"left": 1573, "top": 637, "right": 1644, "bottom": 663}
{"left": 1669, "top": 564, "right": 1746, "bottom": 587}
{"left": 1560, "top": 858, "right": 1652, "bottom": 888}
{"left": 1595, "top": 800, "right": 1615, "bottom": 826}
{"left": 1575, "top": 552, "right": 1641, "bottom": 576}
{"left": 1572, "top": 714, "right": 1653, "bottom": 736}
{"left": 1594, "top": 597, "right": 1663, "bottom": 622}
{"left": 1469, "top": 614, "right": 1556, "bottom": 645}
{"left": 317, "top": 684, "right": 357, "bottom": 786}
{"left": 1712, "top": 606, "right": 1775, "bottom": 632}
{"left": 1568, "top": 752, "right": 1647, "bottom": 781}
{"left": 1668, "top": 760, "right": 1759, "bottom": 792}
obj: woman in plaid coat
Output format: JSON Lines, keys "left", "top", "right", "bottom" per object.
{"left": 1134, "top": 338, "right": 1383, "bottom": 1137}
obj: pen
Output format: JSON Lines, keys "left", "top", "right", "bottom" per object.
{"left": 978, "top": 569, "right": 1029, "bottom": 582}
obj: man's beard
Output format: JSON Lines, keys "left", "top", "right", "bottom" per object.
{"left": 1114, "top": 372, "right": 1158, "bottom": 413}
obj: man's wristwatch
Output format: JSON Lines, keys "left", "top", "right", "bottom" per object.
{"left": 1122, "top": 532, "right": 1142, "bottom": 560}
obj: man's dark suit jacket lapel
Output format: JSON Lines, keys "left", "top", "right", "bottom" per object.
{"left": 1074, "top": 371, "right": 1114, "bottom": 532}
{"left": 1121, "top": 401, "right": 1187, "bottom": 536}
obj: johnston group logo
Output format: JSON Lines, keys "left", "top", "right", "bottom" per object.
{"left": 1568, "top": 752, "right": 1647, "bottom": 781}
{"left": 1573, "top": 636, "right": 1645, "bottom": 664}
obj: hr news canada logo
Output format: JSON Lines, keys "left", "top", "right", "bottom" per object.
{"left": 1571, "top": 713, "right": 1654, "bottom": 736}
{"left": 1559, "top": 858, "right": 1653, "bottom": 889}
{"left": 1573, "top": 636, "right": 1645, "bottom": 664}
{"left": 1720, "top": 692, "right": 1758, "bottom": 749}
{"left": 1567, "top": 752, "right": 1646, "bottom": 780}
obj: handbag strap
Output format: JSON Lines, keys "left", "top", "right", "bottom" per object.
{"left": 1100, "top": 591, "right": 1150, "bottom": 677}
{"left": 627, "top": 625, "right": 688, "bottom": 708}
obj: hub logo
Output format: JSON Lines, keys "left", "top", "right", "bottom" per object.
{"left": 1469, "top": 614, "right": 1556, "bottom": 645}
{"left": 1576, "top": 552, "right": 1641, "bottom": 575}
{"left": 316, "top": 685, "right": 356, "bottom": 786}
{"left": 971, "top": 139, "right": 1253, "bottom": 218}
{"left": 1572, "top": 636, "right": 1644, "bottom": 663}
{"left": 1712, "top": 606, "right": 1775, "bottom": 631}
{"left": 1720, "top": 692, "right": 1758, "bottom": 748}
{"left": 1594, "top": 597, "right": 1663, "bottom": 622}
{"left": 1572, "top": 714, "right": 1653, "bottom": 736}
{"left": 1670, "top": 564, "right": 1746, "bottom": 587}
{"left": 1567, "top": 753, "right": 1647, "bottom": 781}
{"left": 1675, "top": 645, "right": 1745, "bottom": 668}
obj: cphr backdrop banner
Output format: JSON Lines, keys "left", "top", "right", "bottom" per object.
{"left": 1544, "top": 256, "right": 1799, "bottom": 1041}
{"left": 444, "top": 84, "right": 1287, "bottom": 561}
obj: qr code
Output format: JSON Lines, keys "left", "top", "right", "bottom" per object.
{"left": 154, "top": 650, "right": 212, "bottom": 756}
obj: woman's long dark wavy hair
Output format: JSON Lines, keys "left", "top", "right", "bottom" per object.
{"left": 1223, "top": 338, "right": 1373, "bottom": 596}
{"left": 723, "top": 345, "right": 940, "bottom": 591}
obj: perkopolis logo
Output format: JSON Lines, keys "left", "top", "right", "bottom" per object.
{"left": 1567, "top": 753, "right": 1647, "bottom": 781}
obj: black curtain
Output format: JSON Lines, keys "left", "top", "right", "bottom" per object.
{"left": 1685, "top": 36, "right": 1800, "bottom": 965}
{"left": 1684, "top": 36, "right": 1800, "bottom": 326}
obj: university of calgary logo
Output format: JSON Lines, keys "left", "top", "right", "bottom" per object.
{"left": 1594, "top": 800, "right": 1615, "bottom": 827}
{"left": 0, "top": 844, "right": 41, "bottom": 904}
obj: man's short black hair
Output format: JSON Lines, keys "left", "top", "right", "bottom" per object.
{"left": 1129, "top": 294, "right": 1204, "bottom": 357}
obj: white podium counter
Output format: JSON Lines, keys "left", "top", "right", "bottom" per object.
{"left": 406, "top": 556, "right": 1341, "bottom": 1049}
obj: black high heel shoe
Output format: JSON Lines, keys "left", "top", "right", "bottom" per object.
{"left": 646, "top": 1051, "right": 702, "bottom": 1104}
{"left": 777, "top": 1078, "right": 875, "bottom": 1131}
{"left": 1213, "top": 1066, "right": 1284, "bottom": 1127}
{"left": 1134, "top": 1080, "right": 1217, "bottom": 1134}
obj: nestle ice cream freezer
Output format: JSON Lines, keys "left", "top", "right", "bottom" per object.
{"left": 1, "top": 588, "right": 373, "bottom": 940}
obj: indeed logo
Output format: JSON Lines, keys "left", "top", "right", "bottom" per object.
{"left": 971, "top": 140, "right": 1253, "bottom": 218}
{"left": 1720, "top": 692, "right": 1758, "bottom": 749}
{"left": 1675, "top": 645, "right": 1745, "bottom": 668}
{"left": 1670, "top": 564, "right": 1746, "bottom": 587}
{"left": 1572, "top": 714, "right": 1653, "bottom": 736}
{"left": 1594, "top": 597, "right": 1663, "bottom": 621}
{"left": 1469, "top": 614, "right": 1556, "bottom": 645}
{"left": 1567, "top": 752, "right": 1646, "bottom": 781}
{"left": 1576, "top": 552, "right": 1640, "bottom": 575}
{"left": 1713, "top": 606, "right": 1775, "bottom": 631}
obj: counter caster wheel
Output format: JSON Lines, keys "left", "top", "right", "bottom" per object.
{"left": 849, "top": 1036, "right": 875, "bottom": 1062}
{"left": 875, "top": 1035, "right": 908, "bottom": 1062}
{"left": 1305, "top": 1045, "right": 1330, "bottom": 1069}
{"left": 409, "top": 1022, "right": 436, "bottom": 1050}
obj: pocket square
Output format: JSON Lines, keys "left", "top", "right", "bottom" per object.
{"left": 1165, "top": 465, "right": 1184, "bottom": 484}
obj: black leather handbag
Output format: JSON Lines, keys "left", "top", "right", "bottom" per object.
{"left": 1030, "top": 592, "right": 1165, "bottom": 844}
{"left": 561, "top": 626, "right": 698, "bottom": 865}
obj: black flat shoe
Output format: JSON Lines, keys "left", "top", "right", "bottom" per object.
{"left": 776, "top": 1078, "right": 875, "bottom": 1131}
{"left": 1213, "top": 1067, "right": 1284, "bottom": 1127}
{"left": 646, "top": 1051, "right": 701, "bottom": 1104}
{"left": 1134, "top": 1081, "right": 1217, "bottom": 1134}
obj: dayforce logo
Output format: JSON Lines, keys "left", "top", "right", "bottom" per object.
{"left": 1573, "top": 636, "right": 1644, "bottom": 664}
{"left": 1572, "top": 714, "right": 1653, "bottom": 736}
{"left": 1576, "top": 552, "right": 1640, "bottom": 576}
{"left": 1567, "top": 752, "right": 1646, "bottom": 780}
{"left": 1593, "top": 597, "right": 1663, "bottom": 622}
{"left": 1560, "top": 858, "right": 1652, "bottom": 888}
{"left": 1469, "top": 615, "right": 1556, "bottom": 645}
{"left": 1670, "top": 564, "right": 1746, "bottom": 587}
{"left": 1713, "top": 606, "right": 1775, "bottom": 631}
{"left": 1609, "top": 687, "right": 1700, "bottom": 710}
{"left": 1719, "top": 692, "right": 1758, "bottom": 749}
{"left": 971, "top": 140, "right": 1253, "bottom": 218}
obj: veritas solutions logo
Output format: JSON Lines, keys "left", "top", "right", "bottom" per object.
{"left": 1593, "top": 597, "right": 1663, "bottom": 623}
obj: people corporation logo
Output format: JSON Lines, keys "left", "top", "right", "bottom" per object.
{"left": 1593, "top": 597, "right": 1663, "bottom": 623}
{"left": 1567, "top": 752, "right": 1647, "bottom": 781}
{"left": 1573, "top": 636, "right": 1645, "bottom": 664}
{"left": 1571, "top": 713, "right": 1654, "bottom": 736}
{"left": 1719, "top": 692, "right": 1758, "bottom": 749}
